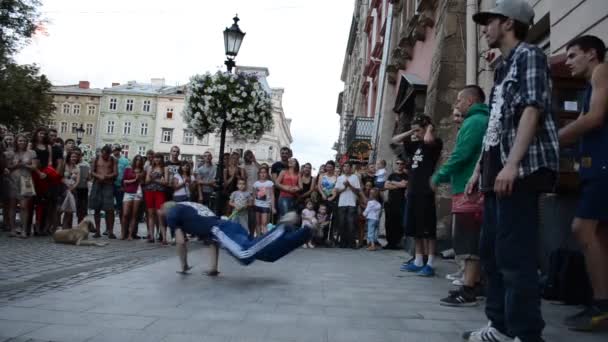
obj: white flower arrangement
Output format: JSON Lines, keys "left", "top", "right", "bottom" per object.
{"left": 183, "top": 71, "right": 274, "bottom": 141}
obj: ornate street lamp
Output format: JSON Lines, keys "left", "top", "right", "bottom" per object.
{"left": 213, "top": 15, "right": 246, "bottom": 215}
{"left": 76, "top": 124, "right": 85, "bottom": 145}
{"left": 223, "top": 15, "right": 245, "bottom": 73}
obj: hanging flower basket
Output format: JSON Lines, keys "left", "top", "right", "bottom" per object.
{"left": 183, "top": 71, "right": 274, "bottom": 141}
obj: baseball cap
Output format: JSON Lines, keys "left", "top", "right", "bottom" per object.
{"left": 473, "top": 0, "right": 534, "bottom": 26}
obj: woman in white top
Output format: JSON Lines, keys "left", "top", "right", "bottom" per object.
{"left": 173, "top": 161, "right": 195, "bottom": 202}
{"left": 60, "top": 150, "right": 80, "bottom": 229}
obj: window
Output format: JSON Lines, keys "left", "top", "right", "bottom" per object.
{"left": 183, "top": 130, "right": 194, "bottom": 145}
{"left": 126, "top": 99, "right": 134, "bottom": 112}
{"left": 72, "top": 104, "right": 81, "bottom": 115}
{"left": 121, "top": 145, "right": 129, "bottom": 158}
{"left": 166, "top": 107, "right": 174, "bottom": 119}
{"left": 137, "top": 146, "right": 146, "bottom": 156}
{"left": 60, "top": 122, "right": 68, "bottom": 134}
{"left": 182, "top": 154, "right": 193, "bottom": 161}
{"left": 123, "top": 121, "right": 132, "bottom": 135}
{"left": 71, "top": 123, "right": 79, "bottom": 133}
{"left": 62, "top": 104, "right": 71, "bottom": 115}
{"left": 140, "top": 122, "right": 148, "bottom": 136}
{"left": 86, "top": 123, "right": 93, "bottom": 135}
{"left": 47, "top": 120, "right": 56, "bottom": 129}
{"left": 87, "top": 105, "right": 96, "bottom": 116}
{"left": 106, "top": 120, "right": 115, "bottom": 134}
{"left": 161, "top": 129, "right": 173, "bottom": 143}
{"left": 109, "top": 98, "right": 117, "bottom": 111}
{"left": 142, "top": 100, "right": 151, "bottom": 112}
{"left": 196, "top": 134, "right": 209, "bottom": 145}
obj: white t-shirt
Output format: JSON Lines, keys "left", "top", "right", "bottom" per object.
{"left": 363, "top": 200, "right": 382, "bottom": 220}
{"left": 173, "top": 174, "right": 195, "bottom": 197}
{"left": 253, "top": 180, "right": 274, "bottom": 208}
{"left": 334, "top": 174, "right": 361, "bottom": 207}
{"left": 375, "top": 168, "right": 387, "bottom": 183}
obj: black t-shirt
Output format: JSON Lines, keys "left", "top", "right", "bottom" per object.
{"left": 403, "top": 139, "right": 443, "bottom": 194}
{"left": 387, "top": 172, "right": 408, "bottom": 204}
{"left": 166, "top": 160, "right": 181, "bottom": 178}
{"left": 480, "top": 146, "right": 502, "bottom": 193}
{"left": 271, "top": 161, "right": 287, "bottom": 178}
{"left": 52, "top": 145, "right": 64, "bottom": 169}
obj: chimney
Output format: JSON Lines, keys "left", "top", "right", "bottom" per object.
{"left": 151, "top": 78, "right": 165, "bottom": 87}
{"left": 78, "top": 81, "right": 90, "bottom": 89}
{"left": 111, "top": 82, "right": 120, "bottom": 87}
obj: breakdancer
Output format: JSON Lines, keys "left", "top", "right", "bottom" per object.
{"left": 159, "top": 201, "right": 311, "bottom": 276}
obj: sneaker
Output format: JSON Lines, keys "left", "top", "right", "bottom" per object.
{"left": 462, "top": 322, "right": 513, "bottom": 342}
{"left": 452, "top": 278, "right": 465, "bottom": 286}
{"left": 440, "top": 289, "right": 478, "bottom": 307}
{"left": 402, "top": 263, "right": 424, "bottom": 273}
{"left": 564, "top": 305, "right": 608, "bottom": 331}
{"left": 417, "top": 264, "right": 435, "bottom": 277}
{"left": 446, "top": 270, "right": 464, "bottom": 281}
{"left": 278, "top": 212, "right": 299, "bottom": 226}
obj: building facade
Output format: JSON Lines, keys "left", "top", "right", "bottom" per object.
{"left": 97, "top": 79, "right": 165, "bottom": 158}
{"left": 49, "top": 81, "right": 102, "bottom": 149}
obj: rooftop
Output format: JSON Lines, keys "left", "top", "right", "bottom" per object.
{"left": 103, "top": 79, "right": 168, "bottom": 95}
{"left": 51, "top": 85, "right": 103, "bottom": 96}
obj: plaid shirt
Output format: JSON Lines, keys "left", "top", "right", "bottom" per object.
{"left": 482, "top": 42, "right": 559, "bottom": 178}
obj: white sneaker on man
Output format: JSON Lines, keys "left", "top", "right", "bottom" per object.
{"left": 462, "top": 322, "right": 513, "bottom": 341}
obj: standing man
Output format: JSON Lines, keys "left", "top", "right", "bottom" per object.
{"left": 383, "top": 158, "right": 408, "bottom": 250}
{"left": 559, "top": 35, "right": 608, "bottom": 331}
{"left": 392, "top": 115, "right": 443, "bottom": 276}
{"left": 333, "top": 162, "right": 360, "bottom": 248}
{"left": 271, "top": 147, "right": 291, "bottom": 182}
{"left": 112, "top": 145, "right": 129, "bottom": 229}
{"left": 196, "top": 151, "right": 216, "bottom": 207}
{"left": 89, "top": 145, "right": 118, "bottom": 238}
{"left": 431, "top": 86, "right": 489, "bottom": 306}
{"left": 464, "top": 1, "right": 560, "bottom": 341}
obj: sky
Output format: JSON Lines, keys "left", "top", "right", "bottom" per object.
{"left": 16, "top": 0, "right": 354, "bottom": 172}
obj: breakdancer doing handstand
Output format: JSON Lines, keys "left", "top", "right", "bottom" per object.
{"left": 159, "top": 201, "right": 311, "bottom": 276}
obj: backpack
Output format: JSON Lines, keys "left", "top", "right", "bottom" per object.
{"left": 542, "top": 248, "right": 593, "bottom": 305}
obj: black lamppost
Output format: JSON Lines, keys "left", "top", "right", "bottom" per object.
{"left": 76, "top": 124, "right": 85, "bottom": 146}
{"left": 213, "top": 15, "right": 245, "bottom": 215}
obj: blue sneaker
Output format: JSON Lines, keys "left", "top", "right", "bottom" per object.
{"left": 417, "top": 265, "right": 435, "bottom": 277}
{"left": 402, "top": 263, "right": 424, "bottom": 272}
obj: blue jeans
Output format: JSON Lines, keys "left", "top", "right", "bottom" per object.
{"left": 278, "top": 197, "right": 296, "bottom": 218}
{"left": 366, "top": 218, "right": 379, "bottom": 244}
{"left": 481, "top": 191, "right": 544, "bottom": 342}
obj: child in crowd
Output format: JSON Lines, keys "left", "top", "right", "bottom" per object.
{"left": 301, "top": 200, "right": 316, "bottom": 248}
{"left": 253, "top": 166, "right": 275, "bottom": 236}
{"left": 375, "top": 160, "right": 387, "bottom": 189}
{"left": 229, "top": 179, "right": 252, "bottom": 231}
{"left": 315, "top": 204, "right": 330, "bottom": 246}
{"left": 363, "top": 188, "right": 382, "bottom": 251}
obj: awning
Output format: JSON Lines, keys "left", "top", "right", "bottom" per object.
{"left": 393, "top": 73, "right": 427, "bottom": 113}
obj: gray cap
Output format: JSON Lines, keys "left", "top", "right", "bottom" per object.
{"left": 473, "top": 0, "right": 534, "bottom": 26}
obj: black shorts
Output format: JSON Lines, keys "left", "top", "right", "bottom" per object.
{"left": 576, "top": 177, "right": 608, "bottom": 222}
{"left": 405, "top": 192, "right": 437, "bottom": 239}
{"left": 452, "top": 213, "right": 481, "bottom": 259}
{"left": 255, "top": 206, "right": 271, "bottom": 214}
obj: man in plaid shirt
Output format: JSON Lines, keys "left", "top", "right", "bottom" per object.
{"left": 462, "top": 1, "right": 559, "bottom": 342}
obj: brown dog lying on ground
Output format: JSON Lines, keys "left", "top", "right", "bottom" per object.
{"left": 53, "top": 219, "right": 108, "bottom": 246}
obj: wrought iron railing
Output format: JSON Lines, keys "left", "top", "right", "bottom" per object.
{"left": 345, "top": 116, "right": 374, "bottom": 151}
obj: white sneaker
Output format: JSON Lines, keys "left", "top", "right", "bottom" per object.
{"left": 462, "top": 322, "right": 513, "bottom": 342}
{"left": 446, "top": 270, "right": 464, "bottom": 281}
{"left": 452, "top": 278, "right": 464, "bottom": 286}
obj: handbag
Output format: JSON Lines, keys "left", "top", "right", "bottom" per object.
{"left": 19, "top": 175, "right": 36, "bottom": 197}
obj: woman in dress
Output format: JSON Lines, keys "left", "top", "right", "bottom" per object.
{"left": 59, "top": 150, "right": 80, "bottom": 229}
{"left": 5, "top": 134, "right": 37, "bottom": 237}
{"left": 1, "top": 133, "right": 15, "bottom": 231}
{"left": 31, "top": 128, "right": 53, "bottom": 235}
{"left": 144, "top": 153, "right": 169, "bottom": 244}
{"left": 317, "top": 160, "right": 338, "bottom": 242}
{"left": 223, "top": 152, "right": 245, "bottom": 214}
{"left": 297, "top": 163, "right": 314, "bottom": 212}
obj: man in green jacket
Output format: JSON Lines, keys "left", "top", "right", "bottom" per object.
{"left": 431, "top": 85, "right": 489, "bottom": 307}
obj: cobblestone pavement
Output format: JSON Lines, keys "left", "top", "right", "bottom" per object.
{"left": 1, "top": 233, "right": 607, "bottom": 342}
{"left": 0, "top": 219, "right": 199, "bottom": 304}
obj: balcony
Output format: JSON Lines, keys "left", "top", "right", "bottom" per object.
{"left": 345, "top": 116, "right": 375, "bottom": 161}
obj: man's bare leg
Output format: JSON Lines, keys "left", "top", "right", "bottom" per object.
{"left": 94, "top": 210, "right": 101, "bottom": 237}
{"left": 206, "top": 243, "right": 220, "bottom": 276}
{"left": 464, "top": 259, "right": 481, "bottom": 287}
{"left": 105, "top": 209, "right": 115, "bottom": 238}
{"left": 175, "top": 229, "right": 192, "bottom": 274}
